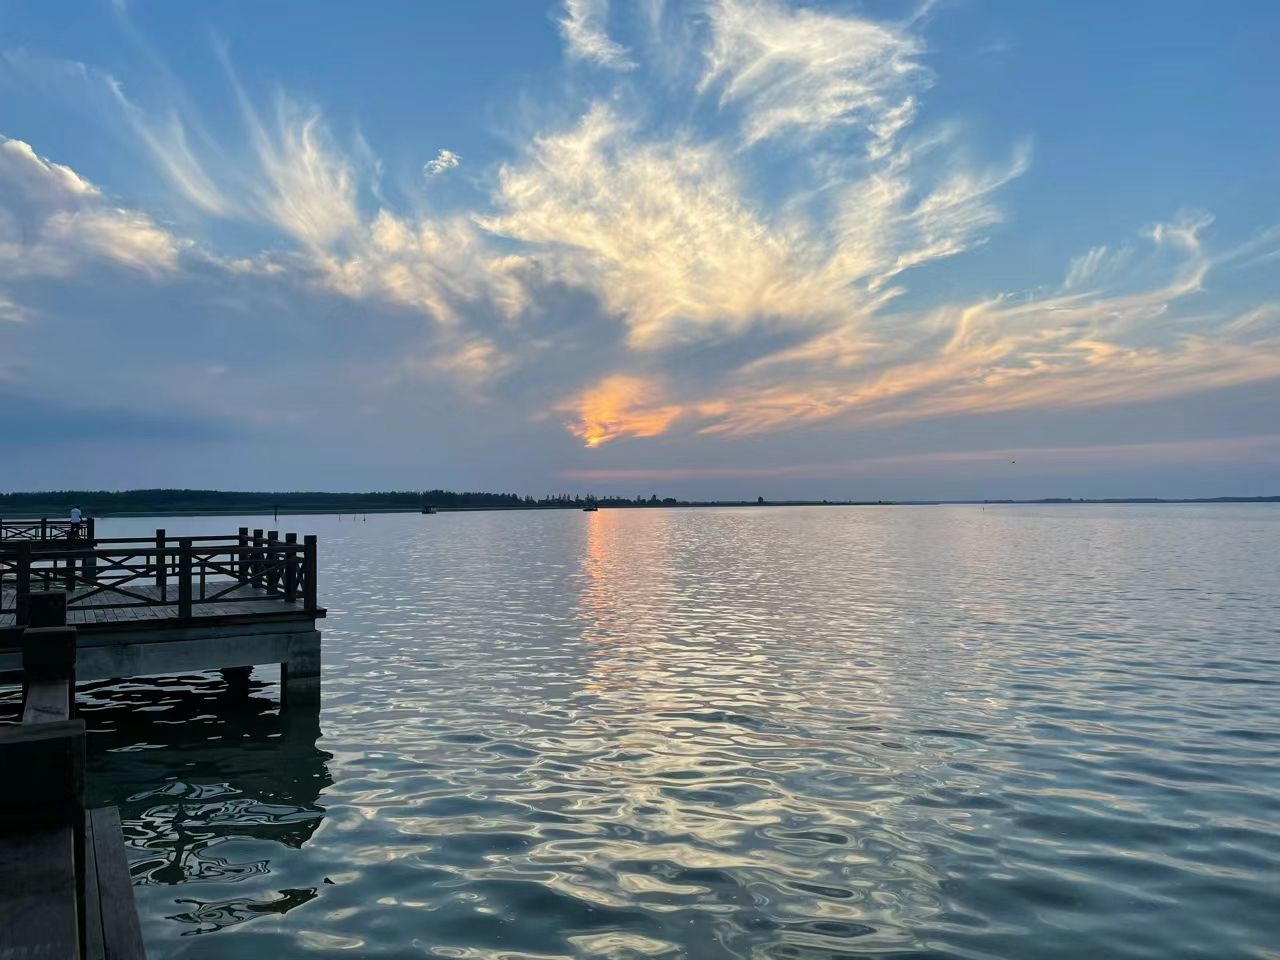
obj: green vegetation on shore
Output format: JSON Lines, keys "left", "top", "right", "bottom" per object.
{"left": 0, "top": 488, "right": 714, "bottom": 516}
{"left": 0, "top": 488, "right": 1276, "bottom": 518}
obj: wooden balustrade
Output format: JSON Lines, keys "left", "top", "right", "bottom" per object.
{"left": 0, "top": 516, "right": 96, "bottom": 543}
{"left": 1, "top": 531, "right": 319, "bottom": 628}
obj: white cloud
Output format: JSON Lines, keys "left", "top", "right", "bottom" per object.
{"left": 560, "top": 0, "right": 635, "bottom": 70}
{"left": 691, "top": 216, "right": 1280, "bottom": 437}
{"left": 320, "top": 208, "right": 530, "bottom": 329}
{"left": 0, "top": 290, "right": 30, "bottom": 322}
{"left": 700, "top": 0, "right": 926, "bottom": 147}
{"left": 424, "top": 148, "right": 462, "bottom": 177}
{"left": 482, "top": 101, "right": 1024, "bottom": 352}
{"left": 3, "top": 2, "right": 1277, "bottom": 460}
{"left": 106, "top": 77, "right": 232, "bottom": 216}
{"left": 247, "top": 100, "right": 359, "bottom": 250}
{"left": 484, "top": 104, "right": 853, "bottom": 348}
{"left": 0, "top": 136, "right": 184, "bottom": 275}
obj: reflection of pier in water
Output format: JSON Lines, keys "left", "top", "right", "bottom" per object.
{"left": 79, "top": 671, "right": 332, "bottom": 934}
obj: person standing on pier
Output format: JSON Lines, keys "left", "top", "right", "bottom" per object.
{"left": 69, "top": 504, "right": 82, "bottom": 539}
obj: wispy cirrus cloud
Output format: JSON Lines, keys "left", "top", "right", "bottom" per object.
{"left": 1, "top": 0, "right": 1277, "bottom": 471}
{"left": 700, "top": 0, "right": 926, "bottom": 148}
{"left": 560, "top": 0, "right": 634, "bottom": 70}
{"left": 688, "top": 213, "right": 1280, "bottom": 437}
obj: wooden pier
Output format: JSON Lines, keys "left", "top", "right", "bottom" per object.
{"left": 1, "top": 599, "right": 145, "bottom": 960}
{"left": 1, "top": 524, "right": 326, "bottom": 702}
{"left": 1, "top": 522, "right": 330, "bottom": 957}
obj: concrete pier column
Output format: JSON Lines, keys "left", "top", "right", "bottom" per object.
{"left": 281, "top": 630, "right": 321, "bottom": 706}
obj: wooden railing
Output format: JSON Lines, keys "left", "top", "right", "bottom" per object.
{"left": 1, "top": 527, "right": 318, "bottom": 627}
{"left": 0, "top": 516, "right": 96, "bottom": 543}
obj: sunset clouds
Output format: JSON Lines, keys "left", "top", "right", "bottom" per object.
{"left": 559, "top": 375, "right": 685, "bottom": 448}
{"left": 0, "top": 0, "right": 1276, "bottom": 494}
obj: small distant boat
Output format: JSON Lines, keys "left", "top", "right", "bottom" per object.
{"left": 421, "top": 506, "right": 437, "bottom": 514}
{"left": 582, "top": 505, "right": 598, "bottom": 512}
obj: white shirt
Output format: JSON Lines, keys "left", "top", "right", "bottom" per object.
{"left": 70, "top": 508, "right": 82, "bottom": 523}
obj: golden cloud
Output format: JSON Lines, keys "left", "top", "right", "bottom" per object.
{"left": 559, "top": 375, "right": 684, "bottom": 447}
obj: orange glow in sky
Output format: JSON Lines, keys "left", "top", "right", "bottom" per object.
{"left": 563, "top": 375, "right": 683, "bottom": 448}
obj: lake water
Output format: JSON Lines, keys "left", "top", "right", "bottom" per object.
{"left": 13, "top": 505, "right": 1280, "bottom": 958}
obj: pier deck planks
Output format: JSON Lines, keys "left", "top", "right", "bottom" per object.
{"left": 0, "top": 581, "right": 318, "bottom": 631}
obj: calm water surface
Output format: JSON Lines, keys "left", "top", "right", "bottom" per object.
{"left": 16, "top": 506, "right": 1280, "bottom": 958}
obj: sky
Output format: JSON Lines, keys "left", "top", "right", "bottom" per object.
{"left": 1, "top": 0, "right": 1278, "bottom": 501}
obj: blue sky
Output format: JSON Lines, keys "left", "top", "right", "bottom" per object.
{"left": 1, "top": 0, "right": 1277, "bottom": 499}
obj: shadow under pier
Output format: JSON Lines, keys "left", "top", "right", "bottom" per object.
{"left": 80, "top": 673, "right": 334, "bottom": 888}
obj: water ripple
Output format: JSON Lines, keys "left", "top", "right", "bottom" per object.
{"left": 19, "top": 504, "right": 1278, "bottom": 959}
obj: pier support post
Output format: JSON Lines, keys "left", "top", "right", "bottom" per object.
{"left": 219, "top": 665, "right": 253, "bottom": 695}
{"left": 28, "top": 589, "right": 68, "bottom": 628}
{"left": 281, "top": 630, "right": 321, "bottom": 707}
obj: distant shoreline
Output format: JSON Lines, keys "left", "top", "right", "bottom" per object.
{"left": 1, "top": 489, "right": 1276, "bottom": 519}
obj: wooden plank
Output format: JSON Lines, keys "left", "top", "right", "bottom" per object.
{"left": 89, "top": 807, "right": 145, "bottom": 960}
{"left": 83, "top": 811, "right": 105, "bottom": 960}
{"left": 67, "top": 607, "right": 323, "bottom": 636}
{"left": 22, "top": 677, "right": 71, "bottom": 724}
{"left": 0, "top": 825, "right": 79, "bottom": 960}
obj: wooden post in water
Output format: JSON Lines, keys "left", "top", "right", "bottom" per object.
{"left": 22, "top": 598, "right": 76, "bottom": 722}
{"left": 177, "top": 539, "right": 193, "bottom": 620}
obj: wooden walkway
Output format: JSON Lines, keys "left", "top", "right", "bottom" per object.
{"left": 1, "top": 622, "right": 145, "bottom": 960}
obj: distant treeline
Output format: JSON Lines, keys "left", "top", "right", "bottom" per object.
{"left": 0, "top": 488, "right": 699, "bottom": 516}
{"left": 1, "top": 488, "right": 1275, "bottom": 518}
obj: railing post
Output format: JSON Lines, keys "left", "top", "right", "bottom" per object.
{"left": 238, "top": 527, "right": 249, "bottom": 581}
{"left": 284, "top": 533, "right": 298, "bottom": 601}
{"left": 155, "top": 529, "right": 166, "bottom": 600}
{"left": 15, "top": 544, "right": 30, "bottom": 626}
{"left": 267, "top": 530, "right": 279, "bottom": 592}
{"left": 253, "top": 529, "right": 264, "bottom": 586}
{"left": 178, "top": 538, "right": 193, "bottom": 620}
{"left": 85, "top": 517, "right": 95, "bottom": 544}
{"left": 303, "top": 535, "right": 317, "bottom": 612}
{"left": 83, "top": 529, "right": 98, "bottom": 585}
{"left": 40, "top": 517, "right": 48, "bottom": 541}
